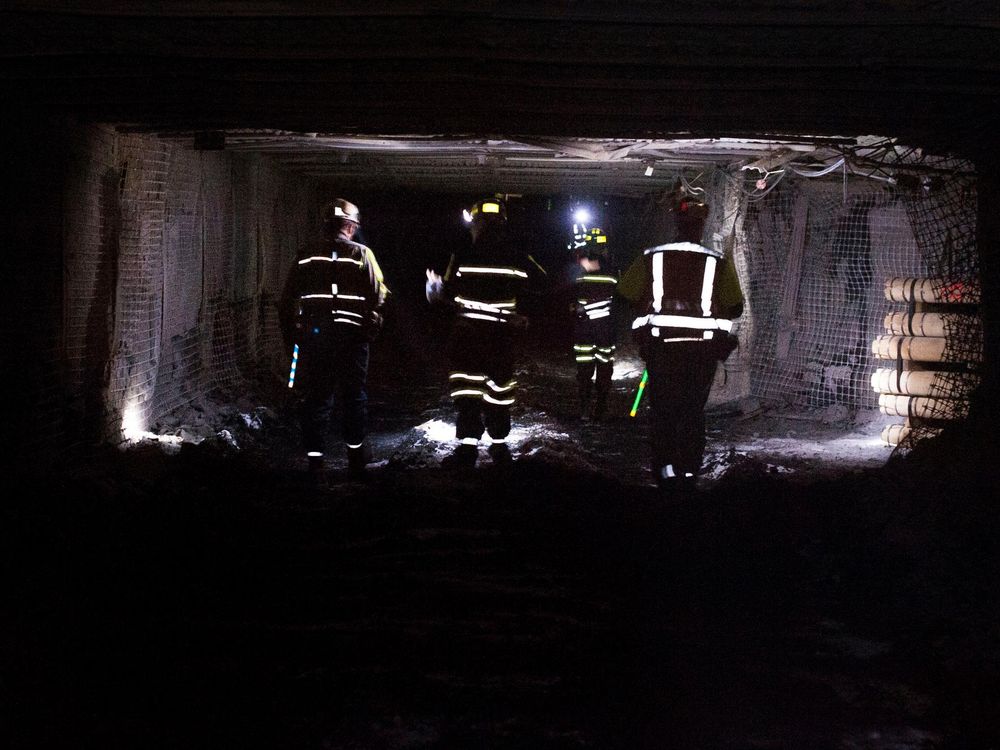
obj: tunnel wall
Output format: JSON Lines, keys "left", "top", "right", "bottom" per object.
{"left": 16, "top": 121, "right": 320, "bottom": 461}
{"left": 726, "top": 170, "right": 976, "bottom": 412}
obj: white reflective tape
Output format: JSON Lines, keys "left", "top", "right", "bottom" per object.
{"left": 298, "top": 256, "right": 335, "bottom": 264}
{"left": 652, "top": 250, "right": 664, "bottom": 313}
{"left": 454, "top": 296, "right": 511, "bottom": 314}
{"left": 333, "top": 309, "right": 363, "bottom": 318}
{"left": 632, "top": 314, "right": 733, "bottom": 332}
{"left": 586, "top": 309, "right": 611, "bottom": 320}
{"left": 461, "top": 437, "right": 479, "bottom": 446}
{"left": 574, "top": 345, "right": 595, "bottom": 351}
{"left": 644, "top": 242, "right": 721, "bottom": 258}
{"left": 488, "top": 436, "right": 507, "bottom": 445}
{"left": 336, "top": 257, "right": 364, "bottom": 267}
{"left": 451, "top": 389, "right": 486, "bottom": 398}
{"left": 301, "top": 293, "right": 335, "bottom": 299}
{"left": 660, "top": 337, "right": 707, "bottom": 343}
{"left": 701, "top": 256, "right": 717, "bottom": 317}
{"left": 485, "top": 379, "right": 516, "bottom": 393}
{"left": 576, "top": 356, "right": 595, "bottom": 362}
{"left": 662, "top": 464, "right": 676, "bottom": 478}
{"left": 482, "top": 393, "right": 515, "bottom": 406}
{"left": 450, "top": 372, "right": 488, "bottom": 381}
{"left": 333, "top": 318, "right": 363, "bottom": 326}
{"left": 307, "top": 451, "right": 324, "bottom": 458}
{"left": 347, "top": 442, "right": 363, "bottom": 449}
{"left": 335, "top": 294, "right": 366, "bottom": 301}
{"left": 456, "top": 266, "right": 528, "bottom": 278}
{"left": 584, "top": 299, "right": 611, "bottom": 310}
{"left": 580, "top": 275, "right": 617, "bottom": 284}
{"left": 703, "top": 331, "right": 714, "bottom": 339}
{"left": 460, "top": 312, "right": 505, "bottom": 323}
{"left": 594, "top": 354, "right": 612, "bottom": 363}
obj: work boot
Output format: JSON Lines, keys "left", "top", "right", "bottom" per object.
{"left": 655, "top": 465, "right": 698, "bottom": 496}
{"left": 307, "top": 454, "right": 328, "bottom": 486}
{"left": 487, "top": 442, "right": 513, "bottom": 466}
{"left": 442, "top": 443, "right": 478, "bottom": 469}
{"left": 347, "top": 443, "right": 373, "bottom": 479}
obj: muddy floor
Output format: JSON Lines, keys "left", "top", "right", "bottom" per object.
{"left": 4, "top": 340, "right": 999, "bottom": 749}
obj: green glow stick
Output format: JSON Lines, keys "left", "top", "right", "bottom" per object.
{"left": 629, "top": 369, "right": 648, "bottom": 417}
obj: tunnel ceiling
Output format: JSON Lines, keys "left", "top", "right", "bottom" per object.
{"left": 146, "top": 131, "right": 863, "bottom": 195}
{"left": 4, "top": 2, "right": 998, "bottom": 167}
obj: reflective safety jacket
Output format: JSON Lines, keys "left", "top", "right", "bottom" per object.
{"left": 573, "top": 270, "right": 618, "bottom": 325}
{"left": 294, "top": 238, "right": 389, "bottom": 334}
{"left": 427, "top": 230, "right": 531, "bottom": 325}
{"left": 628, "top": 242, "right": 742, "bottom": 343}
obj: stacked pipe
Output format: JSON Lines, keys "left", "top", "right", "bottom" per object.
{"left": 871, "top": 277, "right": 983, "bottom": 446}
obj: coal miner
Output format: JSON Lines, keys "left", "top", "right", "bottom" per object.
{"left": 282, "top": 198, "right": 390, "bottom": 479}
{"left": 619, "top": 192, "right": 743, "bottom": 491}
{"left": 562, "top": 207, "right": 619, "bottom": 420}
{"left": 425, "top": 196, "right": 531, "bottom": 468}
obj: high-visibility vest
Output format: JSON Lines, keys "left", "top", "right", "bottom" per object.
{"left": 574, "top": 271, "right": 618, "bottom": 324}
{"left": 630, "top": 242, "right": 738, "bottom": 343}
{"left": 295, "top": 239, "right": 388, "bottom": 332}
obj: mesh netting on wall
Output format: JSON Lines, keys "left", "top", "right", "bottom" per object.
{"left": 58, "top": 126, "right": 318, "bottom": 449}
{"left": 734, "top": 176, "right": 935, "bottom": 410}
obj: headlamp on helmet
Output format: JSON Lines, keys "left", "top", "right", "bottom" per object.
{"left": 321, "top": 198, "right": 360, "bottom": 226}
{"left": 463, "top": 198, "right": 506, "bottom": 224}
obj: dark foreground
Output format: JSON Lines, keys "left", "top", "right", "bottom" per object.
{"left": 3, "top": 430, "right": 999, "bottom": 749}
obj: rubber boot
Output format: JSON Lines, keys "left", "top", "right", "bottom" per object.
{"left": 347, "top": 443, "right": 372, "bottom": 479}
{"left": 487, "top": 442, "right": 513, "bottom": 466}
{"left": 442, "top": 443, "right": 478, "bottom": 469}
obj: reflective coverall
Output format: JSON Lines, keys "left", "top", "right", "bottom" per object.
{"left": 427, "top": 224, "right": 529, "bottom": 463}
{"left": 286, "top": 237, "right": 389, "bottom": 470}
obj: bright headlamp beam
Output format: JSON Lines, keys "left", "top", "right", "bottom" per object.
{"left": 573, "top": 208, "right": 592, "bottom": 224}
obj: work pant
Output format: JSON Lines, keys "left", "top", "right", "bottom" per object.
{"left": 644, "top": 341, "right": 720, "bottom": 478}
{"left": 575, "top": 356, "right": 614, "bottom": 401}
{"left": 574, "top": 316, "right": 616, "bottom": 401}
{"left": 291, "top": 331, "right": 370, "bottom": 456}
{"left": 449, "top": 319, "right": 518, "bottom": 443}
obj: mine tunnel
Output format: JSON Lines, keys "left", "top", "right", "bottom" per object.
{"left": 4, "top": 5, "right": 1000, "bottom": 749}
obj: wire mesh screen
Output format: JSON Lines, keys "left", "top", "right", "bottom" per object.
{"left": 56, "top": 127, "right": 318, "bottom": 448}
{"left": 889, "top": 161, "right": 980, "bottom": 448}
{"left": 735, "top": 177, "right": 934, "bottom": 410}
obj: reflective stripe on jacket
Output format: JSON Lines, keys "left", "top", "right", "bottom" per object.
{"left": 630, "top": 242, "right": 739, "bottom": 342}
{"left": 296, "top": 239, "right": 388, "bottom": 330}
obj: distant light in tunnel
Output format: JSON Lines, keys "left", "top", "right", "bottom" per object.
{"left": 573, "top": 207, "right": 591, "bottom": 224}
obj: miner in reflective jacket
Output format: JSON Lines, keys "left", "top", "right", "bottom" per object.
{"left": 566, "top": 223, "right": 618, "bottom": 420}
{"left": 425, "top": 197, "right": 531, "bottom": 468}
{"left": 619, "top": 224, "right": 743, "bottom": 490}
{"left": 283, "top": 198, "right": 390, "bottom": 478}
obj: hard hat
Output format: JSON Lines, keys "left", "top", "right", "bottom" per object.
{"left": 321, "top": 198, "right": 360, "bottom": 226}
{"left": 463, "top": 197, "right": 507, "bottom": 224}
{"left": 570, "top": 226, "right": 609, "bottom": 255}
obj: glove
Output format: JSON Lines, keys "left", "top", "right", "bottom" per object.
{"left": 364, "top": 310, "right": 384, "bottom": 342}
